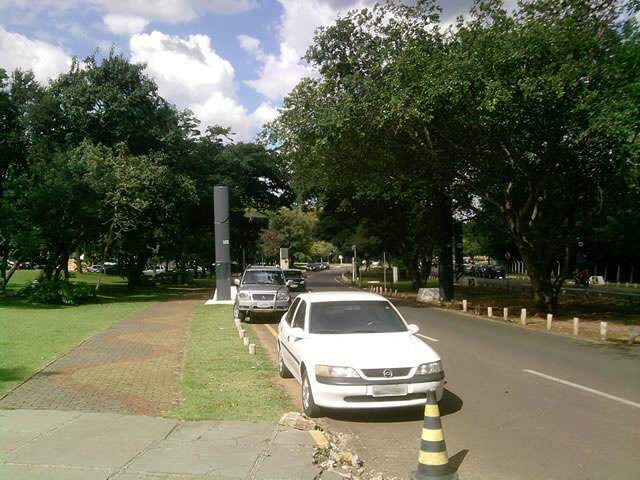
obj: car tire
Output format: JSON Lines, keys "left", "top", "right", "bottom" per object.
{"left": 233, "top": 303, "right": 246, "bottom": 322}
{"left": 278, "top": 344, "right": 293, "bottom": 378}
{"left": 302, "top": 371, "right": 323, "bottom": 418}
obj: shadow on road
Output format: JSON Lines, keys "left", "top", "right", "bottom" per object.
{"left": 440, "top": 388, "right": 464, "bottom": 416}
{"left": 449, "top": 449, "right": 469, "bottom": 473}
{"left": 244, "top": 315, "right": 281, "bottom": 325}
{"left": 322, "top": 388, "right": 463, "bottom": 423}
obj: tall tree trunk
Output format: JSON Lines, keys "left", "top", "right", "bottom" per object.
{"left": 520, "top": 248, "right": 558, "bottom": 314}
{"left": 454, "top": 221, "right": 464, "bottom": 281}
{"left": 436, "top": 192, "right": 454, "bottom": 301}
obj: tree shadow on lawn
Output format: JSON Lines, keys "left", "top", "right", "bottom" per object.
{"left": 322, "top": 388, "right": 463, "bottom": 423}
{"left": 0, "top": 367, "right": 32, "bottom": 384}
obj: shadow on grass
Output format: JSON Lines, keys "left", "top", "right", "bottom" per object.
{"left": 0, "top": 367, "right": 31, "bottom": 384}
{"left": 322, "top": 388, "right": 463, "bottom": 423}
{"left": 0, "top": 279, "right": 214, "bottom": 310}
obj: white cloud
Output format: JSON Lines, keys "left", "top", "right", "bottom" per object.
{"left": 244, "top": 0, "right": 373, "bottom": 101}
{"left": 130, "top": 30, "right": 274, "bottom": 140}
{"left": 103, "top": 13, "right": 149, "bottom": 35}
{"left": 0, "top": 0, "right": 256, "bottom": 23}
{"left": 0, "top": 26, "right": 71, "bottom": 83}
{"left": 237, "top": 34, "right": 263, "bottom": 57}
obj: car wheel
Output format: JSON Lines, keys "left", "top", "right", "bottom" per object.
{"left": 233, "top": 303, "right": 246, "bottom": 322}
{"left": 278, "top": 344, "right": 293, "bottom": 378}
{"left": 302, "top": 371, "right": 322, "bottom": 418}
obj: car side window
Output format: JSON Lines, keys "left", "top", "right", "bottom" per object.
{"left": 292, "top": 300, "right": 306, "bottom": 330}
{"left": 285, "top": 298, "right": 301, "bottom": 325}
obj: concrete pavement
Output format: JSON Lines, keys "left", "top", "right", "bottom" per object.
{"left": 0, "top": 409, "right": 320, "bottom": 479}
{"left": 275, "top": 268, "right": 640, "bottom": 479}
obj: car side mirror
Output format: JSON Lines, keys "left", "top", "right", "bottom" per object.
{"left": 234, "top": 278, "right": 240, "bottom": 286}
{"left": 286, "top": 280, "right": 293, "bottom": 287}
{"left": 407, "top": 324, "right": 419, "bottom": 335}
{"left": 290, "top": 327, "right": 305, "bottom": 339}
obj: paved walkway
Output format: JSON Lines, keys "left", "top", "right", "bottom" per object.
{"left": 0, "top": 298, "right": 202, "bottom": 415}
{"left": 0, "top": 409, "right": 319, "bottom": 479}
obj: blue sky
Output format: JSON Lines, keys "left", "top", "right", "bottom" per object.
{"left": 0, "top": 0, "right": 488, "bottom": 140}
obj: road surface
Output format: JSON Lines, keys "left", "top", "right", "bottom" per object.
{"left": 259, "top": 268, "right": 640, "bottom": 479}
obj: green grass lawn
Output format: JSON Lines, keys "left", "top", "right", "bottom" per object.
{"left": 1, "top": 270, "right": 214, "bottom": 397}
{"left": 358, "top": 269, "right": 437, "bottom": 291}
{"left": 169, "top": 305, "right": 293, "bottom": 421}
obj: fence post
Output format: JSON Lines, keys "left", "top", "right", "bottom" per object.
{"left": 629, "top": 327, "right": 638, "bottom": 345}
{"left": 616, "top": 264, "right": 621, "bottom": 285}
{"left": 462, "top": 299, "right": 468, "bottom": 312}
{"left": 243, "top": 337, "right": 250, "bottom": 347}
{"left": 546, "top": 314, "right": 553, "bottom": 331}
{"left": 520, "top": 308, "right": 527, "bottom": 326}
{"left": 249, "top": 343, "right": 256, "bottom": 355}
{"left": 573, "top": 317, "right": 580, "bottom": 336}
{"left": 503, "top": 307, "right": 509, "bottom": 321}
{"left": 600, "top": 322, "right": 607, "bottom": 342}
{"left": 488, "top": 307, "right": 493, "bottom": 318}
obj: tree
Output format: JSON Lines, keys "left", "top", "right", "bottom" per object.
{"left": 0, "top": 69, "right": 43, "bottom": 290}
{"left": 258, "top": 208, "right": 318, "bottom": 261}
{"left": 443, "top": 0, "right": 638, "bottom": 311}
{"left": 310, "top": 240, "right": 336, "bottom": 260}
{"left": 264, "top": 1, "right": 457, "bottom": 296}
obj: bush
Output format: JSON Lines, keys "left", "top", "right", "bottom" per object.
{"left": 17, "top": 280, "right": 93, "bottom": 305}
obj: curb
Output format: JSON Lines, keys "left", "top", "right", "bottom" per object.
{"left": 309, "top": 429, "right": 330, "bottom": 448}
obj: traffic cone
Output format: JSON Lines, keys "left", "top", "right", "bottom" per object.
{"left": 413, "top": 390, "right": 458, "bottom": 479}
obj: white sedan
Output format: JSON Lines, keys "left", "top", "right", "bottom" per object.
{"left": 276, "top": 291, "right": 445, "bottom": 417}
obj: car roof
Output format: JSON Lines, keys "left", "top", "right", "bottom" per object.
{"left": 295, "top": 291, "right": 388, "bottom": 303}
{"left": 284, "top": 269, "right": 303, "bottom": 273}
{"left": 246, "top": 266, "right": 281, "bottom": 271}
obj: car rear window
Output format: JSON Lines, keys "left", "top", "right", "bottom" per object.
{"left": 284, "top": 271, "right": 303, "bottom": 279}
{"left": 308, "top": 301, "right": 407, "bottom": 334}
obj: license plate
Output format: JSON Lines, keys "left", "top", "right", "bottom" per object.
{"left": 257, "top": 302, "right": 272, "bottom": 308}
{"left": 371, "top": 384, "right": 408, "bottom": 397}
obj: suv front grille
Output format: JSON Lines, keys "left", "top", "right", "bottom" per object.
{"left": 361, "top": 368, "right": 412, "bottom": 378}
{"left": 252, "top": 294, "right": 275, "bottom": 301}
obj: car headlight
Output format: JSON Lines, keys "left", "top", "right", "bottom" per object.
{"left": 238, "top": 292, "right": 249, "bottom": 299}
{"left": 416, "top": 361, "right": 443, "bottom": 375}
{"left": 276, "top": 292, "right": 289, "bottom": 301}
{"left": 315, "top": 365, "right": 360, "bottom": 378}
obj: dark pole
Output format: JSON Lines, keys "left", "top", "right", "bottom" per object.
{"left": 214, "top": 186, "right": 231, "bottom": 300}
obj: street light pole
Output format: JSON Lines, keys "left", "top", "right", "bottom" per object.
{"left": 383, "top": 251, "right": 387, "bottom": 290}
{"left": 352, "top": 245, "right": 357, "bottom": 284}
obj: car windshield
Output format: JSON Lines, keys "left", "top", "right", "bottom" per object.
{"left": 308, "top": 301, "right": 407, "bottom": 334}
{"left": 284, "top": 271, "right": 303, "bottom": 279}
{"left": 242, "top": 270, "right": 284, "bottom": 285}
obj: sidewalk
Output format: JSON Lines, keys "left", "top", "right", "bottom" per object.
{"left": 0, "top": 298, "right": 202, "bottom": 415}
{"left": 0, "top": 409, "right": 320, "bottom": 479}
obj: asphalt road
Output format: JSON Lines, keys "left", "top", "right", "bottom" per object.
{"left": 270, "top": 267, "right": 640, "bottom": 480}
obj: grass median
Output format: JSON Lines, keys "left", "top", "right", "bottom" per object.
{"left": 169, "top": 304, "right": 293, "bottom": 421}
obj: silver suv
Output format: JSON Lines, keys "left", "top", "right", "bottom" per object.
{"left": 233, "top": 266, "right": 291, "bottom": 321}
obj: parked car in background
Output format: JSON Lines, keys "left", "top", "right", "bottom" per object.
{"left": 87, "top": 265, "right": 103, "bottom": 273}
{"left": 233, "top": 266, "right": 291, "bottom": 321}
{"left": 284, "top": 269, "right": 306, "bottom": 291}
{"left": 277, "top": 291, "right": 445, "bottom": 417}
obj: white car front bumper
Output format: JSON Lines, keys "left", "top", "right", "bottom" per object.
{"left": 310, "top": 377, "right": 445, "bottom": 409}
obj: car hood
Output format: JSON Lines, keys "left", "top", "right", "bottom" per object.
{"left": 304, "top": 332, "right": 440, "bottom": 369}
{"left": 239, "top": 285, "right": 286, "bottom": 292}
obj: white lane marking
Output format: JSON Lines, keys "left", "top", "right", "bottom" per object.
{"left": 417, "top": 333, "right": 439, "bottom": 342}
{"left": 523, "top": 369, "right": 640, "bottom": 409}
